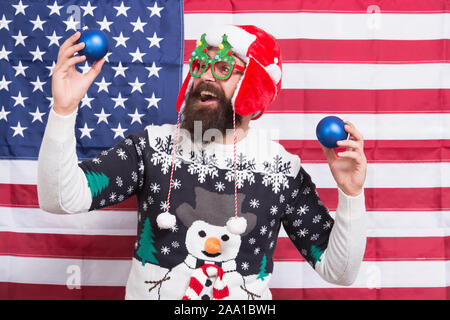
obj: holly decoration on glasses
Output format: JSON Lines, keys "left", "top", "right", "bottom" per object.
{"left": 212, "top": 34, "right": 235, "bottom": 80}
{"left": 189, "top": 33, "right": 210, "bottom": 77}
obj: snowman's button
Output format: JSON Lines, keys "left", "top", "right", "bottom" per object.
{"left": 205, "top": 279, "right": 212, "bottom": 287}
{"left": 201, "top": 294, "right": 210, "bottom": 300}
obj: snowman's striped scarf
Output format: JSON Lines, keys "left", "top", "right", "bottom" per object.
{"left": 182, "top": 264, "right": 229, "bottom": 300}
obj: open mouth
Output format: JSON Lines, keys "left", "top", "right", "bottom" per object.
{"left": 202, "top": 250, "right": 221, "bottom": 258}
{"left": 199, "top": 90, "right": 218, "bottom": 103}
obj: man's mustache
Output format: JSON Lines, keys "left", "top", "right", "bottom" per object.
{"left": 190, "top": 81, "right": 226, "bottom": 101}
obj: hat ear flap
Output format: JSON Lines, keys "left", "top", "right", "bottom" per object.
{"left": 176, "top": 73, "right": 193, "bottom": 113}
{"left": 233, "top": 58, "right": 276, "bottom": 119}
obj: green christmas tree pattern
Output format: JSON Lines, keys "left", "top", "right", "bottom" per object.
{"left": 137, "top": 218, "right": 159, "bottom": 266}
{"left": 256, "top": 254, "right": 269, "bottom": 281}
{"left": 84, "top": 171, "right": 109, "bottom": 198}
{"left": 310, "top": 245, "right": 324, "bottom": 266}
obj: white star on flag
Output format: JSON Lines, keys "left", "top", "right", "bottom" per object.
{"left": 128, "top": 108, "right": 145, "bottom": 124}
{"left": 94, "top": 77, "right": 112, "bottom": 93}
{"left": 12, "top": 91, "right": 27, "bottom": 107}
{"left": 79, "top": 123, "right": 94, "bottom": 139}
{"left": 0, "top": 106, "right": 11, "bottom": 121}
{"left": 114, "top": 2, "right": 130, "bottom": 17}
{"left": 129, "top": 77, "right": 145, "bottom": 93}
{"left": 30, "top": 15, "right": 46, "bottom": 31}
{"left": 30, "top": 76, "right": 46, "bottom": 92}
{"left": 12, "top": 0, "right": 29, "bottom": 16}
{"left": 29, "top": 106, "right": 46, "bottom": 123}
{"left": 146, "top": 32, "right": 163, "bottom": 48}
{"left": 111, "top": 123, "right": 127, "bottom": 139}
{"left": 145, "top": 92, "right": 161, "bottom": 109}
{"left": 12, "top": 30, "right": 28, "bottom": 47}
{"left": 63, "top": 15, "right": 79, "bottom": 31}
{"left": 148, "top": 2, "right": 164, "bottom": 18}
{"left": 11, "top": 121, "right": 27, "bottom": 137}
{"left": 130, "top": 17, "right": 147, "bottom": 32}
{"left": 0, "top": 14, "right": 12, "bottom": 31}
{"left": 47, "top": 1, "right": 63, "bottom": 16}
{"left": 81, "top": 1, "right": 97, "bottom": 16}
{"left": 0, "top": 45, "right": 11, "bottom": 61}
{"left": 94, "top": 108, "right": 111, "bottom": 124}
{"left": 146, "top": 62, "right": 162, "bottom": 78}
{"left": 129, "top": 47, "right": 146, "bottom": 63}
{"left": 111, "top": 61, "right": 128, "bottom": 78}
{"left": 46, "top": 31, "right": 62, "bottom": 47}
{"left": 112, "top": 92, "right": 128, "bottom": 109}
{"left": 30, "top": 46, "right": 46, "bottom": 62}
{"left": 80, "top": 94, "right": 94, "bottom": 109}
{"left": 113, "top": 32, "right": 129, "bottom": 48}
{"left": 13, "top": 61, "right": 28, "bottom": 77}
{"left": 0, "top": 75, "right": 11, "bottom": 91}
{"left": 97, "top": 16, "right": 113, "bottom": 31}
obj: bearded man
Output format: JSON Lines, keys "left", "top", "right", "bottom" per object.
{"left": 38, "top": 25, "right": 367, "bottom": 300}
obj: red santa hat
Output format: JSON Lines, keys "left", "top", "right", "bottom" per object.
{"left": 176, "top": 25, "right": 282, "bottom": 120}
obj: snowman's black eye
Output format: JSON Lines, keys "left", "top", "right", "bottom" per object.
{"left": 198, "top": 230, "right": 206, "bottom": 237}
{"left": 221, "top": 234, "right": 229, "bottom": 241}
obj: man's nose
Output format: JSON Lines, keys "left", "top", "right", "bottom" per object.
{"left": 200, "top": 64, "right": 215, "bottom": 82}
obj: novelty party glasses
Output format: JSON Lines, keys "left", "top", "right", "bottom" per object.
{"left": 189, "top": 33, "right": 245, "bottom": 80}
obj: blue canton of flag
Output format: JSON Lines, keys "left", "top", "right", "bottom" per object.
{"left": 0, "top": 0, "right": 183, "bottom": 160}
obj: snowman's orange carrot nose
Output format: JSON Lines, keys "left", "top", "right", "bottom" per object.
{"left": 204, "top": 237, "right": 221, "bottom": 254}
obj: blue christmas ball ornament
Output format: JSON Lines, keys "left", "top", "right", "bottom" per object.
{"left": 316, "top": 116, "right": 348, "bottom": 148}
{"left": 77, "top": 29, "right": 109, "bottom": 62}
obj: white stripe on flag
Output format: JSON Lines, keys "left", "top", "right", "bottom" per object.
{"left": 184, "top": 13, "right": 450, "bottom": 40}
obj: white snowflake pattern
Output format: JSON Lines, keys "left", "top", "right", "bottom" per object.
{"left": 127, "top": 186, "right": 134, "bottom": 194}
{"left": 172, "top": 179, "right": 181, "bottom": 189}
{"left": 260, "top": 225, "right": 268, "bottom": 236}
{"left": 269, "top": 241, "right": 275, "bottom": 249}
{"left": 100, "top": 199, "right": 106, "bottom": 206}
{"left": 148, "top": 196, "right": 154, "bottom": 205}
{"left": 101, "top": 150, "right": 109, "bottom": 156}
{"left": 310, "top": 233, "right": 320, "bottom": 241}
{"left": 188, "top": 150, "right": 218, "bottom": 183}
{"left": 249, "top": 199, "right": 260, "bottom": 209}
{"left": 116, "top": 176, "right": 123, "bottom": 187}
{"left": 116, "top": 148, "right": 128, "bottom": 160}
{"left": 151, "top": 135, "right": 182, "bottom": 174}
{"left": 301, "top": 249, "right": 308, "bottom": 257}
{"left": 131, "top": 171, "right": 138, "bottom": 182}
{"left": 138, "top": 137, "right": 147, "bottom": 149}
{"left": 160, "top": 201, "right": 169, "bottom": 211}
{"left": 291, "top": 189, "right": 299, "bottom": 198}
{"left": 293, "top": 219, "right": 302, "bottom": 227}
{"left": 270, "top": 206, "right": 278, "bottom": 215}
{"left": 241, "top": 262, "right": 249, "bottom": 270}
{"left": 297, "top": 205, "right": 309, "bottom": 216}
{"left": 261, "top": 155, "right": 291, "bottom": 193}
{"left": 297, "top": 228, "right": 309, "bottom": 238}
{"left": 142, "top": 202, "right": 148, "bottom": 211}
{"left": 225, "top": 153, "right": 256, "bottom": 189}
{"left": 135, "top": 145, "right": 142, "bottom": 156}
{"left": 150, "top": 183, "right": 160, "bottom": 193}
{"left": 302, "top": 187, "right": 311, "bottom": 195}
{"left": 215, "top": 182, "right": 225, "bottom": 192}
{"left": 171, "top": 241, "right": 179, "bottom": 248}
{"left": 312, "top": 214, "right": 322, "bottom": 224}
{"left": 323, "top": 220, "right": 333, "bottom": 230}
{"left": 248, "top": 238, "right": 256, "bottom": 245}
{"left": 138, "top": 160, "right": 145, "bottom": 173}
{"left": 109, "top": 192, "right": 117, "bottom": 202}
{"left": 171, "top": 224, "right": 179, "bottom": 233}
{"left": 268, "top": 230, "right": 273, "bottom": 238}
{"left": 285, "top": 204, "right": 294, "bottom": 215}
{"left": 124, "top": 138, "right": 132, "bottom": 146}
{"left": 270, "top": 219, "right": 276, "bottom": 227}
{"left": 117, "top": 194, "right": 124, "bottom": 202}
{"left": 161, "top": 246, "right": 170, "bottom": 255}
{"left": 279, "top": 194, "right": 285, "bottom": 203}
{"left": 92, "top": 157, "right": 101, "bottom": 164}
{"left": 254, "top": 247, "right": 261, "bottom": 255}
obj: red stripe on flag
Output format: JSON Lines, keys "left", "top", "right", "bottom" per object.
{"left": 185, "top": 39, "right": 450, "bottom": 64}
{"left": 1, "top": 184, "right": 449, "bottom": 211}
{"left": 270, "top": 89, "right": 450, "bottom": 114}
{"left": 1, "top": 232, "right": 448, "bottom": 262}
{"left": 274, "top": 237, "right": 450, "bottom": 262}
{"left": 270, "top": 287, "right": 449, "bottom": 300}
{"left": 281, "top": 139, "right": 450, "bottom": 163}
{"left": 184, "top": 0, "right": 450, "bottom": 13}
{"left": 1, "top": 282, "right": 447, "bottom": 300}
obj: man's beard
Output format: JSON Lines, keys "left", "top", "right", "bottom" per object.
{"left": 181, "top": 81, "right": 242, "bottom": 143}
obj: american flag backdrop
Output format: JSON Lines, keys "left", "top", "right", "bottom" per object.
{"left": 0, "top": 0, "right": 449, "bottom": 300}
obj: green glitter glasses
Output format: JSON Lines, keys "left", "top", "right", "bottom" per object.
{"left": 189, "top": 33, "right": 245, "bottom": 80}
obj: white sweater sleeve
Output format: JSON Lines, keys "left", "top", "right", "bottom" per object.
{"left": 37, "top": 108, "right": 92, "bottom": 214}
{"left": 314, "top": 187, "right": 366, "bottom": 285}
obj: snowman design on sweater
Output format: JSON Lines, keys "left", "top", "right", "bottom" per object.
{"left": 78, "top": 124, "right": 334, "bottom": 300}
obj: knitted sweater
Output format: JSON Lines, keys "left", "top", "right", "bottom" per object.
{"left": 37, "top": 108, "right": 366, "bottom": 300}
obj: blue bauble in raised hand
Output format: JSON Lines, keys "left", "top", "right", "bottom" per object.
{"left": 316, "top": 116, "right": 348, "bottom": 148}
{"left": 77, "top": 29, "right": 109, "bottom": 61}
